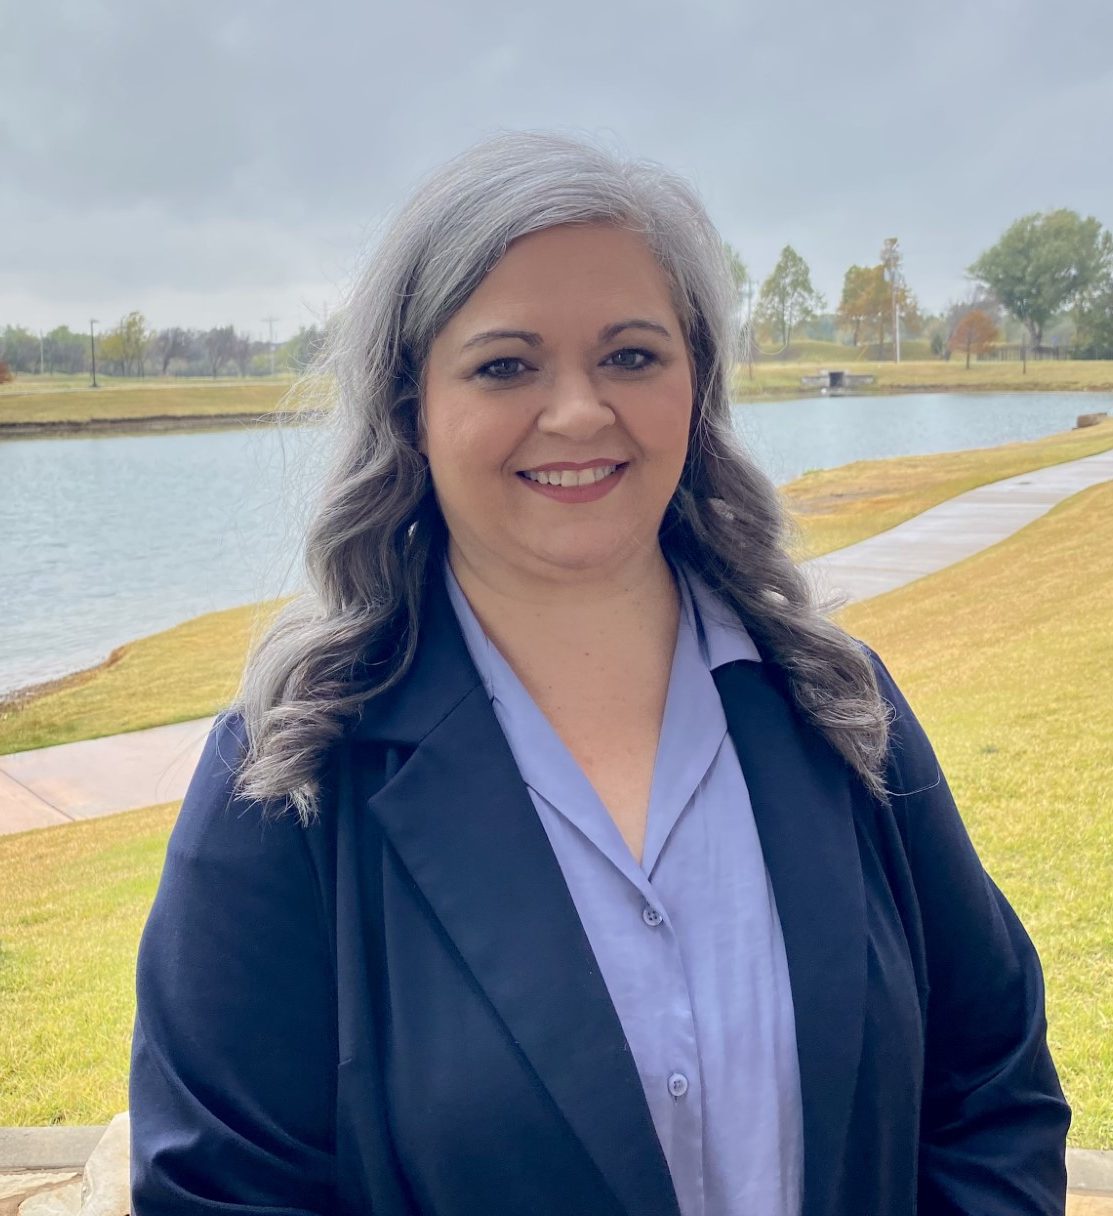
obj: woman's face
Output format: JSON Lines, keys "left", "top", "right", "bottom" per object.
{"left": 420, "top": 222, "right": 695, "bottom": 584}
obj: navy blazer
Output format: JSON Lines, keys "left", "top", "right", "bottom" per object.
{"left": 130, "top": 570, "right": 1069, "bottom": 1215}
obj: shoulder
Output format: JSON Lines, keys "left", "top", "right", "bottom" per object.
{"left": 855, "top": 642, "right": 945, "bottom": 801}
{"left": 167, "top": 710, "right": 329, "bottom": 877}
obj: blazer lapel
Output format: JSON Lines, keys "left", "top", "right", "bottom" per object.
{"left": 354, "top": 570, "right": 680, "bottom": 1216}
{"left": 714, "top": 661, "right": 867, "bottom": 1216}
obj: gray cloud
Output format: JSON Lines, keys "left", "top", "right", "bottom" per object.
{"left": 4, "top": 0, "right": 1111, "bottom": 336}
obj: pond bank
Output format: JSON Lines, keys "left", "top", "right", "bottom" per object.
{"left": 0, "top": 412, "right": 276, "bottom": 439}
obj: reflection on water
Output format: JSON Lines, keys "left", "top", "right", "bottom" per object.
{"left": 1, "top": 391, "right": 1104, "bottom": 694}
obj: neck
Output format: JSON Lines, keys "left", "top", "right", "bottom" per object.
{"left": 446, "top": 539, "right": 680, "bottom": 672}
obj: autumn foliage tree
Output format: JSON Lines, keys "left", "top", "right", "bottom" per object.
{"left": 837, "top": 265, "right": 886, "bottom": 347}
{"left": 837, "top": 258, "right": 921, "bottom": 353}
{"left": 949, "top": 309, "right": 999, "bottom": 368}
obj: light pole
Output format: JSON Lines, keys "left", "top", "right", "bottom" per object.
{"left": 89, "top": 319, "right": 99, "bottom": 388}
{"left": 262, "top": 316, "right": 278, "bottom": 376}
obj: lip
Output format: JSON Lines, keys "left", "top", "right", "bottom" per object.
{"left": 518, "top": 457, "right": 627, "bottom": 473}
{"left": 517, "top": 462, "right": 628, "bottom": 504}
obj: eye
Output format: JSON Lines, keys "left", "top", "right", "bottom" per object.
{"left": 475, "top": 356, "right": 528, "bottom": 380}
{"left": 605, "top": 347, "right": 657, "bottom": 371}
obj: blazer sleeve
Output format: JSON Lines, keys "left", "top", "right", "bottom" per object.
{"left": 129, "top": 712, "right": 338, "bottom": 1215}
{"left": 868, "top": 652, "right": 1071, "bottom": 1216}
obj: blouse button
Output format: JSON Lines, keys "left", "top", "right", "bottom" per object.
{"left": 642, "top": 904, "right": 664, "bottom": 927}
{"left": 668, "top": 1073, "right": 689, "bottom": 1098}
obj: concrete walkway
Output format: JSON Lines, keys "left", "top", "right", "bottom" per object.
{"left": 2, "top": 447, "right": 1112, "bottom": 837}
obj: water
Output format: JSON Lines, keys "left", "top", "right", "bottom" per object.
{"left": 732, "top": 391, "right": 1106, "bottom": 485}
{"left": 1, "top": 391, "right": 1105, "bottom": 695}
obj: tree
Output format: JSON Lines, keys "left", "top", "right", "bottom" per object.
{"left": 0, "top": 326, "right": 40, "bottom": 373}
{"left": 281, "top": 325, "right": 325, "bottom": 372}
{"left": 231, "top": 330, "right": 256, "bottom": 377}
{"left": 1072, "top": 269, "right": 1113, "bottom": 359}
{"left": 949, "top": 309, "right": 999, "bottom": 369}
{"left": 152, "top": 327, "right": 192, "bottom": 375}
{"left": 99, "top": 312, "right": 149, "bottom": 375}
{"left": 0, "top": 361, "right": 13, "bottom": 384}
{"left": 203, "top": 325, "right": 237, "bottom": 377}
{"left": 755, "top": 246, "right": 824, "bottom": 349}
{"left": 723, "top": 242, "right": 749, "bottom": 293}
{"left": 837, "top": 265, "right": 885, "bottom": 347}
{"left": 968, "top": 209, "right": 1113, "bottom": 348}
{"left": 119, "top": 311, "right": 149, "bottom": 376}
{"left": 43, "top": 326, "right": 87, "bottom": 374}
{"left": 837, "top": 262, "right": 921, "bottom": 352}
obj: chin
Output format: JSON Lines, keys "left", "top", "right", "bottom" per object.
{"left": 521, "top": 529, "right": 653, "bottom": 576}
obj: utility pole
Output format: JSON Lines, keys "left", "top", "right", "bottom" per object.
{"left": 89, "top": 319, "right": 99, "bottom": 388}
{"left": 894, "top": 291, "right": 901, "bottom": 364}
{"left": 262, "top": 315, "right": 278, "bottom": 376}
{"left": 39, "top": 330, "right": 45, "bottom": 376}
{"left": 881, "top": 237, "right": 902, "bottom": 363}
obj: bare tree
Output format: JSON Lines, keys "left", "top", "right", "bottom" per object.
{"left": 203, "top": 325, "right": 237, "bottom": 378}
{"left": 152, "top": 327, "right": 191, "bottom": 375}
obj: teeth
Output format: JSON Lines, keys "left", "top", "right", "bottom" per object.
{"left": 524, "top": 464, "right": 619, "bottom": 487}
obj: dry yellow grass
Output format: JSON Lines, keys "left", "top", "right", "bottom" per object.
{"left": 731, "top": 357, "right": 1113, "bottom": 398}
{"left": 784, "top": 418, "right": 1113, "bottom": 556}
{"left": 3, "top": 422, "right": 1111, "bottom": 755}
{"left": 0, "top": 378, "right": 294, "bottom": 426}
{"left": 838, "top": 482, "right": 1113, "bottom": 1147}
{"left": 0, "top": 600, "right": 285, "bottom": 754}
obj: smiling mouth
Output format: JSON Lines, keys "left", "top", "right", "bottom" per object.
{"left": 518, "top": 463, "right": 627, "bottom": 487}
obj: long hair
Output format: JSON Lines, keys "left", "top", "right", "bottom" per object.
{"left": 235, "top": 130, "right": 889, "bottom": 822}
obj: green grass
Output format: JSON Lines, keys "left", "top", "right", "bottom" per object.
{"left": 785, "top": 418, "right": 1113, "bottom": 557}
{"left": 2, "top": 484, "right": 1110, "bottom": 1140}
{"left": 837, "top": 481, "right": 1113, "bottom": 1148}
{"left": 0, "top": 803, "right": 178, "bottom": 1124}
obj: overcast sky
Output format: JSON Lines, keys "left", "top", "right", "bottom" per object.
{"left": 4, "top": 0, "right": 1111, "bottom": 342}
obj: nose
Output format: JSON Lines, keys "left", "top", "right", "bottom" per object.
{"left": 535, "top": 371, "right": 616, "bottom": 440}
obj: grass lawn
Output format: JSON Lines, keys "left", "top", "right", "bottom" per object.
{"left": 785, "top": 417, "right": 1113, "bottom": 557}
{"left": 0, "top": 376, "right": 295, "bottom": 426}
{"left": 731, "top": 356, "right": 1113, "bottom": 398}
{"left": 0, "top": 803, "right": 178, "bottom": 1124}
{"left": 4, "top": 360, "right": 1112, "bottom": 426}
{"left": 4, "top": 420, "right": 1110, "bottom": 756}
{"left": 1, "top": 483, "right": 1110, "bottom": 1140}
{"left": 837, "top": 480, "right": 1113, "bottom": 1148}
{"left": 0, "top": 600, "right": 286, "bottom": 754}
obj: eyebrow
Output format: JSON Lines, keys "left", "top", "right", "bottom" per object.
{"left": 459, "top": 317, "right": 674, "bottom": 353}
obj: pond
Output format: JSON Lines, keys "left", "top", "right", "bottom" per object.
{"left": 1, "top": 391, "right": 1105, "bottom": 695}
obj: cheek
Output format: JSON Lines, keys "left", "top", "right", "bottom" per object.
{"left": 423, "top": 397, "right": 520, "bottom": 483}
{"left": 630, "top": 384, "right": 694, "bottom": 460}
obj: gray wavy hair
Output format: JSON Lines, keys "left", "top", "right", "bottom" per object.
{"left": 235, "top": 129, "right": 889, "bottom": 822}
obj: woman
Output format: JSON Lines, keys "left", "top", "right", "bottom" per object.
{"left": 129, "top": 132, "right": 1069, "bottom": 1216}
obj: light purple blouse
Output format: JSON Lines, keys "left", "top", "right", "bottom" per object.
{"left": 445, "top": 559, "right": 803, "bottom": 1216}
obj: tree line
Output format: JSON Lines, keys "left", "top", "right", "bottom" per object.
{"left": 729, "top": 206, "right": 1112, "bottom": 361}
{"left": 2, "top": 207, "right": 1111, "bottom": 383}
{"left": 0, "top": 318, "right": 325, "bottom": 379}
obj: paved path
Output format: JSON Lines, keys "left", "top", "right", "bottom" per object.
{"left": 2, "top": 448, "right": 1112, "bottom": 837}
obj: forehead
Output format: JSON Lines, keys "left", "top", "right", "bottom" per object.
{"left": 445, "top": 223, "right": 681, "bottom": 334}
